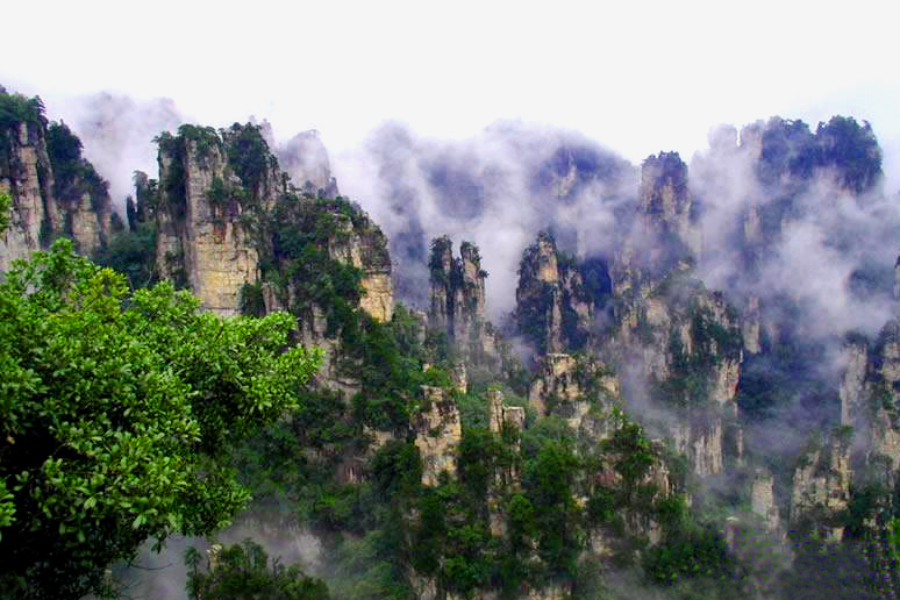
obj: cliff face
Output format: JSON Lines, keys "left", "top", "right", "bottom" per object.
{"left": 639, "top": 152, "right": 700, "bottom": 263}
{"left": 149, "top": 123, "right": 393, "bottom": 324}
{"left": 414, "top": 386, "right": 463, "bottom": 486}
{"left": 791, "top": 437, "right": 852, "bottom": 542}
{"left": 751, "top": 469, "right": 782, "bottom": 533}
{"left": 612, "top": 152, "right": 698, "bottom": 298}
{"left": 0, "top": 120, "right": 53, "bottom": 270}
{"left": 515, "top": 232, "right": 593, "bottom": 355}
{"left": 154, "top": 127, "right": 267, "bottom": 316}
{"left": 528, "top": 352, "right": 620, "bottom": 441}
{"left": 427, "top": 236, "right": 498, "bottom": 361}
{"left": 0, "top": 95, "right": 114, "bottom": 270}
{"left": 329, "top": 213, "right": 393, "bottom": 322}
{"left": 614, "top": 273, "right": 744, "bottom": 479}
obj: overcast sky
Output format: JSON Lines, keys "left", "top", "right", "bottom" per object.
{"left": 4, "top": 0, "right": 900, "bottom": 191}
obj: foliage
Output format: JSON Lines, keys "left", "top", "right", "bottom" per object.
{"left": 225, "top": 123, "right": 276, "bottom": 195}
{"left": 516, "top": 231, "right": 592, "bottom": 353}
{"left": 0, "top": 86, "right": 46, "bottom": 177}
{"left": 522, "top": 439, "right": 583, "bottom": 579}
{"left": 0, "top": 239, "right": 320, "bottom": 599}
{"left": 755, "top": 115, "right": 883, "bottom": 194}
{"left": 46, "top": 121, "right": 109, "bottom": 210}
{"left": 778, "top": 532, "right": 878, "bottom": 599}
{"left": 371, "top": 441, "right": 423, "bottom": 498}
{"left": 816, "top": 116, "right": 882, "bottom": 194}
{"left": 0, "top": 191, "right": 10, "bottom": 234}
{"left": 240, "top": 281, "right": 266, "bottom": 317}
{"left": 755, "top": 117, "right": 818, "bottom": 186}
{"left": 603, "top": 420, "right": 654, "bottom": 493}
{"left": 186, "top": 538, "right": 330, "bottom": 600}
{"left": 516, "top": 279, "right": 555, "bottom": 355}
{"left": 643, "top": 526, "right": 737, "bottom": 585}
{"left": 0, "top": 86, "right": 47, "bottom": 131}
{"left": 154, "top": 125, "right": 223, "bottom": 217}
{"left": 652, "top": 297, "right": 744, "bottom": 410}
{"left": 92, "top": 222, "right": 158, "bottom": 289}
{"left": 268, "top": 194, "right": 420, "bottom": 430}
{"left": 429, "top": 235, "right": 454, "bottom": 286}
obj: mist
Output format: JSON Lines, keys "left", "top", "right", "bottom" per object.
{"left": 112, "top": 512, "right": 322, "bottom": 600}
{"left": 65, "top": 92, "right": 185, "bottom": 208}
{"left": 335, "top": 120, "right": 638, "bottom": 317}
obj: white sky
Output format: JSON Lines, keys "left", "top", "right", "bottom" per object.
{"left": 4, "top": 0, "right": 900, "bottom": 190}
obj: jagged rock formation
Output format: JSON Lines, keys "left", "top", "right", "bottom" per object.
{"left": 427, "top": 236, "right": 499, "bottom": 361}
{"left": 414, "top": 386, "right": 463, "bottom": 486}
{"left": 328, "top": 212, "right": 393, "bottom": 322}
{"left": 0, "top": 93, "right": 114, "bottom": 270}
{"left": 147, "top": 123, "right": 392, "bottom": 324}
{"left": 488, "top": 389, "right": 525, "bottom": 442}
{"left": 153, "top": 126, "right": 268, "bottom": 315}
{"left": 790, "top": 437, "right": 851, "bottom": 542}
{"left": 751, "top": 468, "right": 782, "bottom": 532}
{"left": 8, "top": 86, "right": 895, "bottom": 599}
{"left": 613, "top": 274, "right": 745, "bottom": 478}
{"left": 528, "top": 353, "right": 620, "bottom": 440}
{"left": 515, "top": 232, "right": 593, "bottom": 355}
{"left": 0, "top": 120, "right": 54, "bottom": 270}
{"left": 487, "top": 388, "right": 524, "bottom": 488}
{"left": 612, "top": 152, "right": 698, "bottom": 298}
{"left": 639, "top": 152, "right": 701, "bottom": 262}
{"left": 840, "top": 339, "right": 869, "bottom": 428}
{"left": 742, "top": 294, "right": 762, "bottom": 354}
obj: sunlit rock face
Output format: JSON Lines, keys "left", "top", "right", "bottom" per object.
{"left": 1, "top": 118, "right": 114, "bottom": 271}
{"left": 152, "top": 124, "right": 392, "bottom": 322}
{"left": 414, "top": 386, "right": 462, "bottom": 486}
{"left": 154, "top": 134, "right": 265, "bottom": 316}
{"left": 328, "top": 212, "right": 393, "bottom": 322}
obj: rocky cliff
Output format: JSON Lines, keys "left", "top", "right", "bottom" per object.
{"left": 790, "top": 436, "right": 852, "bottom": 542}
{"left": 515, "top": 232, "right": 594, "bottom": 355}
{"left": 414, "top": 386, "right": 463, "bottom": 486}
{"left": 612, "top": 151, "right": 699, "bottom": 298}
{"left": 614, "top": 273, "right": 745, "bottom": 479}
{"left": 0, "top": 89, "right": 114, "bottom": 270}
{"left": 528, "top": 352, "right": 620, "bottom": 441}
{"left": 427, "top": 236, "right": 501, "bottom": 365}
{"left": 5, "top": 86, "right": 893, "bottom": 599}
{"left": 148, "top": 123, "right": 392, "bottom": 325}
{"left": 153, "top": 125, "right": 271, "bottom": 315}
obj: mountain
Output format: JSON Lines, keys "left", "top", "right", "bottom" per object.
{"left": 1, "top": 85, "right": 898, "bottom": 600}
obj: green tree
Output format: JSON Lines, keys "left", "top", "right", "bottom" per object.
{"left": 0, "top": 239, "right": 320, "bottom": 599}
{"left": 186, "top": 539, "right": 330, "bottom": 600}
{"left": 0, "top": 191, "right": 10, "bottom": 234}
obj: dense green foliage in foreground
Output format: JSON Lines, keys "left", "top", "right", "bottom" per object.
{"left": 0, "top": 240, "right": 320, "bottom": 599}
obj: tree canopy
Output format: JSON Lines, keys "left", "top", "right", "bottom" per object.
{"left": 0, "top": 239, "right": 320, "bottom": 599}
{"left": 186, "top": 539, "right": 330, "bottom": 600}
